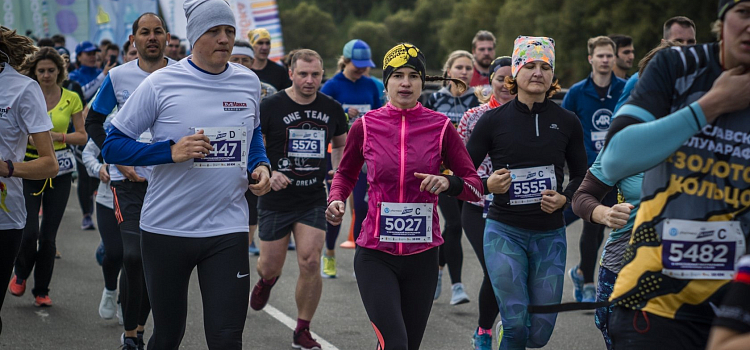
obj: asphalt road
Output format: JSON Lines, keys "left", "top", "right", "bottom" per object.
{"left": 1, "top": 188, "right": 607, "bottom": 350}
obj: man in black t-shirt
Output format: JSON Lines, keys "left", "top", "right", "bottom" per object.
{"left": 250, "top": 49, "right": 347, "bottom": 349}
{"left": 248, "top": 28, "right": 291, "bottom": 91}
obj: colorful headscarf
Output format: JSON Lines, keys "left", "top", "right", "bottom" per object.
{"left": 511, "top": 36, "right": 555, "bottom": 79}
{"left": 248, "top": 28, "right": 271, "bottom": 46}
{"left": 382, "top": 43, "right": 426, "bottom": 88}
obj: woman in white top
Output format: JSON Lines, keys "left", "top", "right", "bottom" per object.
{"left": 0, "top": 26, "right": 58, "bottom": 333}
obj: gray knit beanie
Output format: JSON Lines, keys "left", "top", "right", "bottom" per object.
{"left": 183, "top": 0, "right": 236, "bottom": 48}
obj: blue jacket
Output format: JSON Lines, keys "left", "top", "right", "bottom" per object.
{"left": 562, "top": 72, "right": 626, "bottom": 166}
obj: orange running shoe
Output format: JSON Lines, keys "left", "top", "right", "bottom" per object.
{"left": 34, "top": 295, "right": 52, "bottom": 307}
{"left": 8, "top": 276, "right": 25, "bottom": 296}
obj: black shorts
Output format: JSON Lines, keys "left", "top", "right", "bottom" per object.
{"left": 257, "top": 206, "right": 326, "bottom": 241}
{"left": 609, "top": 306, "right": 710, "bottom": 350}
{"left": 245, "top": 190, "right": 258, "bottom": 226}
{"left": 111, "top": 180, "right": 148, "bottom": 224}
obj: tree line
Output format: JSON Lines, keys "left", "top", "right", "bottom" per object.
{"left": 277, "top": 0, "right": 717, "bottom": 86}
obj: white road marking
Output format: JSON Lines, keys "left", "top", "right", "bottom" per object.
{"left": 262, "top": 304, "right": 339, "bottom": 350}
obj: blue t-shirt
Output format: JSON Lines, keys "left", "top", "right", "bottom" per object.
{"left": 320, "top": 72, "right": 381, "bottom": 125}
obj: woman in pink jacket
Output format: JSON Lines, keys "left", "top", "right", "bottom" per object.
{"left": 327, "top": 43, "right": 482, "bottom": 350}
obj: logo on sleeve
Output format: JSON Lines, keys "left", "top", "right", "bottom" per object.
{"left": 223, "top": 101, "right": 248, "bottom": 111}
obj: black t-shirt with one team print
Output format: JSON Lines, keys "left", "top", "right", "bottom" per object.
{"left": 258, "top": 90, "right": 348, "bottom": 211}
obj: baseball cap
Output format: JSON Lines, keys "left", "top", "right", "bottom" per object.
{"left": 343, "top": 39, "right": 376, "bottom": 69}
{"left": 75, "top": 41, "right": 100, "bottom": 55}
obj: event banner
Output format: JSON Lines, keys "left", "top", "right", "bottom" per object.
{"left": 1, "top": 0, "right": 281, "bottom": 59}
{"left": 158, "top": 0, "right": 285, "bottom": 60}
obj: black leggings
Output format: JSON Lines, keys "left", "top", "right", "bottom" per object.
{"left": 461, "top": 203, "right": 499, "bottom": 330}
{"left": 111, "top": 180, "right": 150, "bottom": 331}
{"left": 15, "top": 174, "right": 72, "bottom": 297}
{"left": 75, "top": 158, "right": 98, "bottom": 216}
{"left": 578, "top": 190, "right": 618, "bottom": 283}
{"left": 0, "top": 229, "right": 23, "bottom": 315}
{"left": 437, "top": 193, "right": 463, "bottom": 283}
{"left": 142, "top": 231, "right": 250, "bottom": 350}
{"left": 96, "top": 204, "right": 122, "bottom": 291}
{"left": 354, "top": 246, "right": 438, "bottom": 350}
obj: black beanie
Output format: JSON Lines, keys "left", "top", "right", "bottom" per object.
{"left": 382, "top": 43, "right": 426, "bottom": 88}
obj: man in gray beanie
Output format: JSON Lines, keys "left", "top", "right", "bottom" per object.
{"left": 101, "top": 0, "right": 271, "bottom": 349}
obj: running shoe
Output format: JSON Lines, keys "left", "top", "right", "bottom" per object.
{"left": 292, "top": 328, "right": 321, "bottom": 350}
{"left": 568, "top": 266, "right": 584, "bottom": 302}
{"left": 8, "top": 276, "right": 25, "bottom": 297}
{"left": 96, "top": 241, "right": 106, "bottom": 266}
{"left": 82, "top": 215, "right": 95, "bottom": 230}
{"left": 288, "top": 239, "right": 296, "bottom": 251}
{"left": 137, "top": 331, "right": 145, "bottom": 350}
{"left": 34, "top": 295, "right": 52, "bottom": 307}
{"left": 121, "top": 336, "right": 138, "bottom": 350}
{"left": 434, "top": 270, "right": 443, "bottom": 300}
{"left": 471, "top": 327, "right": 492, "bottom": 350}
{"left": 55, "top": 250, "right": 62, "bottom": 259}
{"left": 320, "top": 255, "right": 336, "bottom": 278}
{"left": 582, "top": 284, "right": 596, "bottom": 303}
{"left": 248, "top": 241, "right": 260, "bottom": 256}
{"left": 250, "top": 276, "right": 278, "bottom": 311}
{"left": 450, "top": 283, "right": 470, "bottom": 305}
{"left": 99, "top": 288, "right": 117, "bottom": 319}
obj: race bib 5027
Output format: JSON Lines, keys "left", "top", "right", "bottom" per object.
{"left": 379, "top": 202, "right": 433, "bottom": 243}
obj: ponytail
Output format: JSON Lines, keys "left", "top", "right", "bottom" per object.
{"left": 426, "top": 75, "right": 467, "bottom": 95}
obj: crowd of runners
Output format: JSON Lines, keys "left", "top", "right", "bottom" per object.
{"left": 2, "top": 0, "right": 750, "bottom": 349}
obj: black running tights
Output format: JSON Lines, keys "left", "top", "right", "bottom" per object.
{"left": 355, "top": 246, "right": 438, "bottom": 350}
{"left": 437, "top": 193, "right": 463, "bottom": 284}
{"left": 142, "top": 231, "right": 250, "bottom": 350}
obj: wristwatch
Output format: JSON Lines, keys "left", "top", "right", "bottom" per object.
{"left": 255, "top": 161, "right": 272, "bottom": 176}
{"left": 3, "top": 160, "right": 13, "bottom": 178}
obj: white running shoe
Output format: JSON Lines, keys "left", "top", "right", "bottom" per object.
{"left": 99, "top": 288, "right": 117, "bottom": 319}
{"left": 450, "top": 283, "right": 470, "bottom": 305}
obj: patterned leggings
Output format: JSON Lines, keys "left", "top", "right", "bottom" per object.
{"left": 484, "top": 219, "right": 567, "bottom": 350}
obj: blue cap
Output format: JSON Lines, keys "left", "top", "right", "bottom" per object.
{"left": 343, "top": 39, "right": 375, "bottom": 68}
{"left": 75, "top": 41, "right": 100, "bottom": 55}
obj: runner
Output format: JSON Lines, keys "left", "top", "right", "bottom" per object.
{"left": 249, "top": 49, "right": 347, "bottom": 350}
{"left": 466, "top": 36, "right": 588, "bottom": 350}
{"left": 101, "top": 1, "right": 271, "bottom": 348}
{"left": 425, "top": 49, "right": 479, "bottom": 304}
{"left": 562, "top": 36, "right": 626, "bottom": 303}
{"left": 9, "top": 47, "right": 86, "bottom": 308}
{"left": 249, "top": 28, "right": 291, "bottom": 91}
{"left": 0, "top": 26, "right": 58, "bottom": 335}
{"left": 469, "top": 31, "right": 496, "bottom": 90}
{"left": 327, "top": 43, "right": 482, "bottom": 350}
{"left": 599, "top": 1, "right": 750, "bottom": 348}
{"left": 319, "top": 39, "right": 381, "bottom": 279}
{"left": 85, "top": 12, "right": 175, "bottom": 349}
{"left": 571, "top": 40, "right": 678, "bottom": 350}
{"left": 457, "top": 56, "right": 514, "bottom": 349}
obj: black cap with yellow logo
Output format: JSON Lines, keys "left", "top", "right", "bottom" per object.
{"left": 719, "top": 0, "right": 749, "bottom": 19}
{"left": 382, "top": 43, "right": 426, "bottom": 88}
